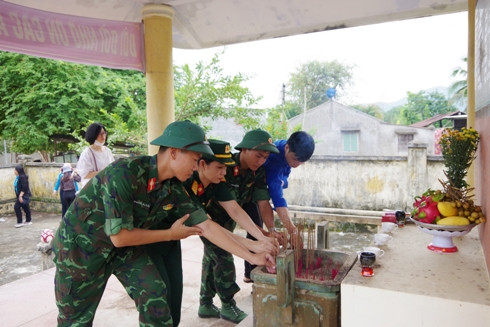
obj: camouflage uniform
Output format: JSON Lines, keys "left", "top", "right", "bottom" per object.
{"left": 185, "top": 152, "right": 270, "bottom": 306}
{"left": 184, "top": 171, "right": 237, "bottom": 306}
{"left": 53, "top": 155, "right": 208, "bottom": 327}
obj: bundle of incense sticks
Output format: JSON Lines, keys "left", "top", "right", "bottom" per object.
{"left": 292, "top": 220, "right": 336, "bottom": 281}
{"left": 294, "top": 220, "right": 304, "bottom": 277}
{"left": 272, "top": 220, "right": 337, "bottom": 281}
{"left": 305, "top": 223, "right": 315, "bottom": 278}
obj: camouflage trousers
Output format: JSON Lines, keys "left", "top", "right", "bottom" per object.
{"left": 146, "top": 241, "right": 183, "bottom": 327}
{"left": 199, "top": 237, "right": 240, "bottom": 305}
{"left": 54, "top": 245, "right": 180, "bottom": 327}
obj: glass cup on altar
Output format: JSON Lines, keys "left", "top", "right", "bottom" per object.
{"left": 359, "top": 252, "right": 376, "bottom": 277}
{"left": 395, "top": 210, "right": 406, "bottom": 227}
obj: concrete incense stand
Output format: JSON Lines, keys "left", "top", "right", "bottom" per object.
{"left": 251, "top": 249, "right": 357, "bottom": 327}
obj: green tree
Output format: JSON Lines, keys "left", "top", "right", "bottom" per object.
{"left": 397, "top": 90, "right": 456, "bottom": 125}
{"left": 0, "top": 51, "right": 146, "bottom": 160}
{"left": 449, "top": 57, "right": 467, "bottom": 109}
{"left": 286, "top": 60, "right": 353, "bottom": 117}
{"left": 174, "top": 52, "right": 263, "bottom": 131}
{"left": 352, "top": 104, "right": 384, "bottom": 120}
{"left": 68, "top": 70, "right": 147, "bottom": 155}
{"left": 0, "top": 51, "right": 264, "bottom": 159}
{"left": 384, "top": 106, "right": 404, "bottom": 124}
{"left": 263, "top": 105, "right": 289, "bottom": 140}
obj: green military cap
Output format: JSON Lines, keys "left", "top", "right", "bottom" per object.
{"left": 203, "top": 139, "right": 236, "bottom": 166}
{"left": 150, "top": 120, "right": 213, "bottom": 156}
{"left": 235, "top": 129, "right": 279, "bottom": 154}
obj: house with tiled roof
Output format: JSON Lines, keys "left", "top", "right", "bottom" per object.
{"left": 289, "top": 100, "right": 440, "bottom": 157}
{"left": 410, "top": 111, "right": 467, "bottom": 129}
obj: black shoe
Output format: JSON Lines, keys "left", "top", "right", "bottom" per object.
{"left": 243, "top": 277, "right": 253, "bottom": 283}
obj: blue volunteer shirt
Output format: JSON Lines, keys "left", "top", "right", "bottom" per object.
{"left": 263, "top": 139, "right": 290, "bottom": 208}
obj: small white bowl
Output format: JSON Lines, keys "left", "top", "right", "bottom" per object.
{"left": 374, "top": 233, "right": 393, "bottom": 246}
{"left": 381, "top": 222, "right": 398, "bottom": 233}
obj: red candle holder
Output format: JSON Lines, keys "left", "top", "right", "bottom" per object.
{"left": 361, "top": 266, "right": 374, "bottom": 277}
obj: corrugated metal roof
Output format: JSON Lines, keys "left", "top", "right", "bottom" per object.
{"left": 410, "top": 111, "right": 465, "bottom": 128}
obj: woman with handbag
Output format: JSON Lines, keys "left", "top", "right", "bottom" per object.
{"left": 76, "top": 122, "right": 114, "bottom": 189}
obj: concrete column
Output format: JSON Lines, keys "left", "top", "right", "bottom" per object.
{"left": 142, "top": 5, "right": 175, "bottom": 155}
{"left": 37, "top": 241, "right": 54, "bottom": 270}
{"left": 407, "top": 143, "right": 428, "bottom": 208}
{"left": 316, "top": 221, "right": 329, "bottom": 249}
{"left": 467, "top": 0, "right": 476, "bottom": 187}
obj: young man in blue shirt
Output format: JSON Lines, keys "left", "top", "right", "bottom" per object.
{"left": 244, "top": 131, "right": 315, "bottom": 282}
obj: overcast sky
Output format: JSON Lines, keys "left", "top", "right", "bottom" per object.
{"left": 173, "top": 12, "right": 468, "bottom": 108}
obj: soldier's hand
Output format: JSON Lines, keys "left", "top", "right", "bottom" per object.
{"left": 250, "top": 238, "right": 278, "bottom": 255}
{"left": 270, "top": 230, "right": 286, "bottom": 246}
{"left": 261, "top": 236, "right": 280, "bottom": 255}
{"left": 250, "top": 252, "right": 276, "bottom": 273}
{"left": 170, "top": 214, "right": 203, "bottom": 240}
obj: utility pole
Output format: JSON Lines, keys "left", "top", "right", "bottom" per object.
{"left": 302, "top": 86, "right": 307, "bottom": 129}
{"left": 281, "top": 83, "right": 286, "bottom": 105}
{"left": 3, "top": 140, "right": 6, "bottom": 165}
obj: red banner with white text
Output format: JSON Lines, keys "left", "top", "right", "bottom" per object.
{"left": 0, "top": 1, "right": 144, "bottom": 71}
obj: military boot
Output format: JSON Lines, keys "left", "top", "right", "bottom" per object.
{"left": 198, "top": 303, "right": 220, "bottom": 318}
{"left": 220, "top": 299, "right": 248, "bottom": 323}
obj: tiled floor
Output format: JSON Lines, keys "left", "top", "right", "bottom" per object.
{"left": 0, "top": 213, "right": 254, "bottom": 326}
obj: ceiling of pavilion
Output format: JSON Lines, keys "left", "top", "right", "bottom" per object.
{"left": 6, "top": 0, "right": 467, "bottom": 49}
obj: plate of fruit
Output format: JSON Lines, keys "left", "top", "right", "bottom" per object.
{"left": 410, "top": 188, "right": 484, "bottom": 253}
{"left": 410, "top": 217, "right": 475, "bottom": 232}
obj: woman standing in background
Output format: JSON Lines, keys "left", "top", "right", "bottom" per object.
{"left": 76, "top": 122, "right": 114, "bottom": 189}
{"left": 59, "top": 164, "right": 81, "bottom": 217}
{"left": 14, "top": 165, "right": 32, "bottom": 228}
{"left": 53, "top": 163, "right": 79, "bottom": 217}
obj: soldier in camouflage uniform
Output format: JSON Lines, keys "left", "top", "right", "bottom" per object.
{"left": 53, "top": 121, "right": 275, "bottom": 327}
{"left": 225, "top": 130, "right": 286, "bottom": 284}
{"left": 183, "top": 139, "right": 279, "bottom": 324}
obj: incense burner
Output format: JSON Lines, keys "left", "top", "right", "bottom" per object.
{"left": 251, "top": 249, "right": 357, "bottom": 327}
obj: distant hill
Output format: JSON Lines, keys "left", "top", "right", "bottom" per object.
{"left": 374, "top": 98, "right": 407, "bottom": 112}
